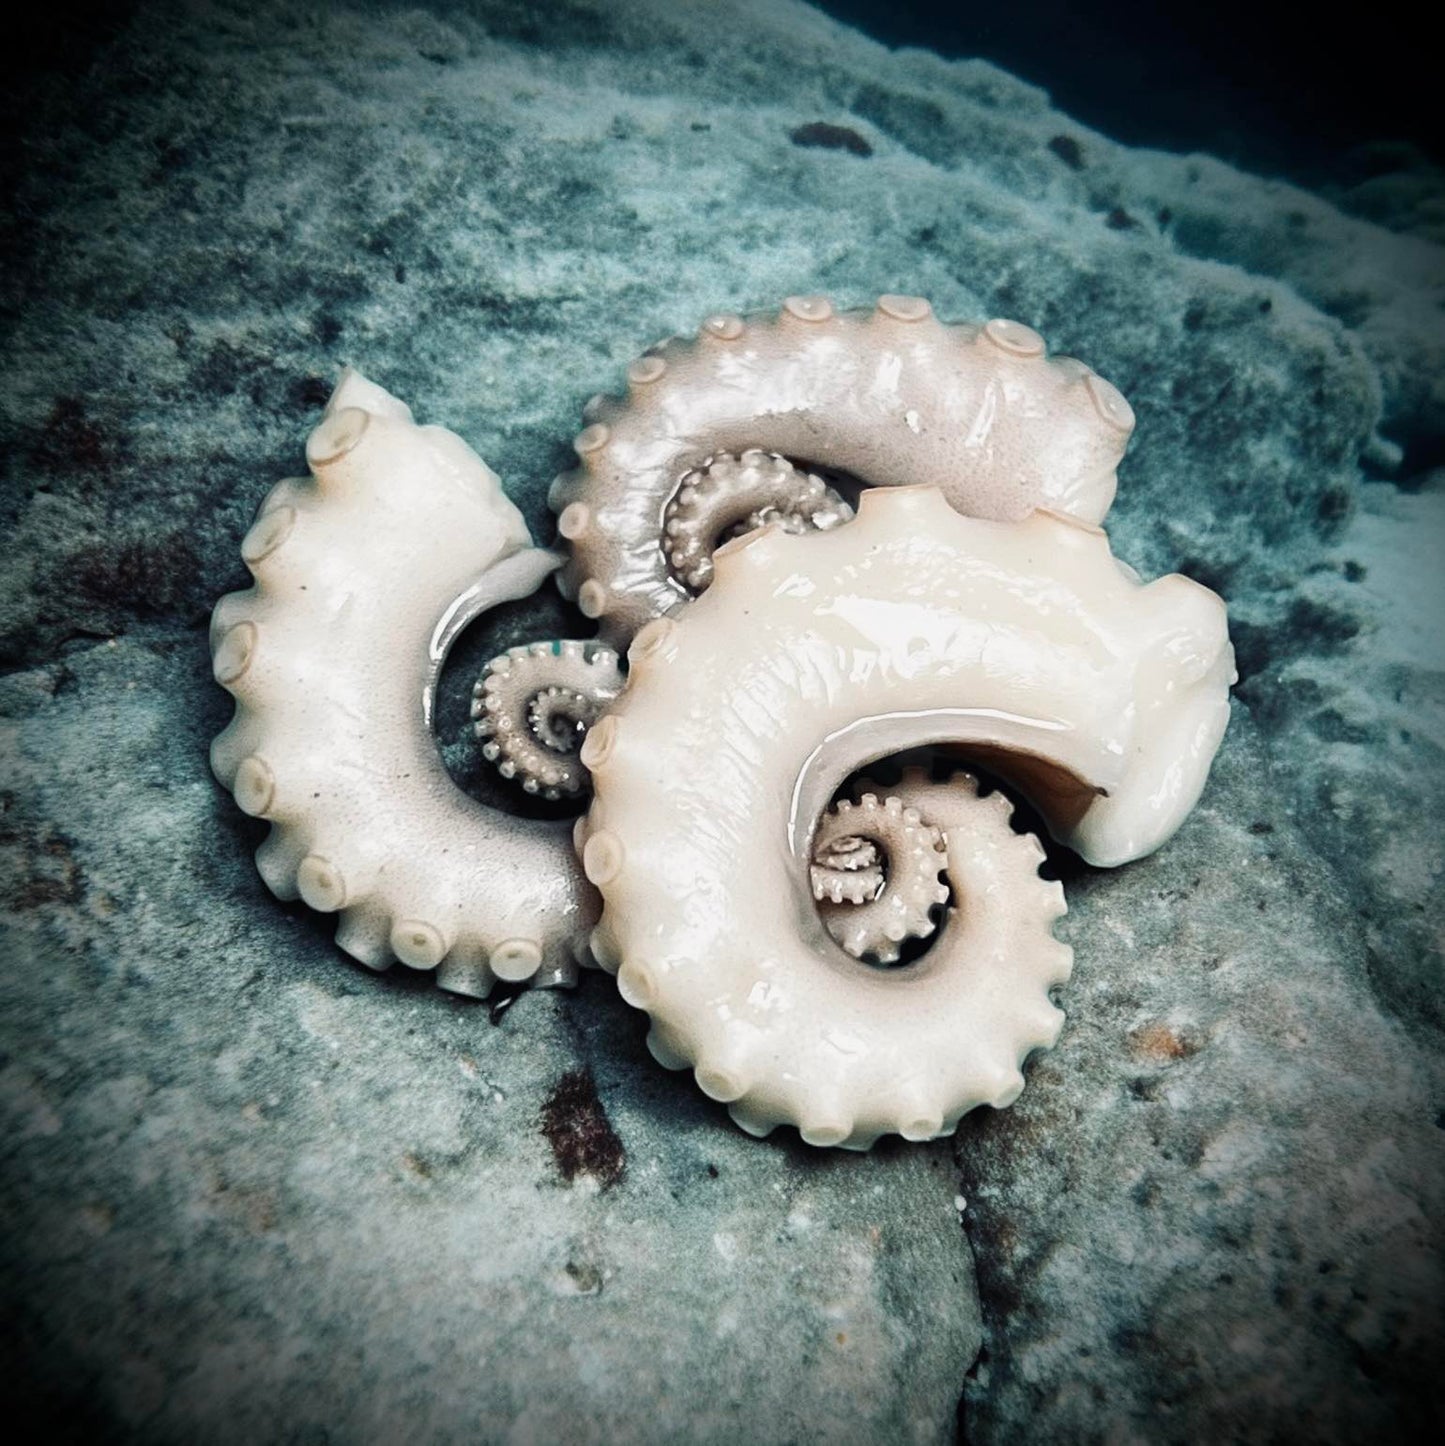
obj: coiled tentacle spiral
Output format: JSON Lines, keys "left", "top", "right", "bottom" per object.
{"left": 579, "top": 485, "right": 1233, "bottom": 1146}
{"left": 473, "top": 640, "right": 623, "bottom": 799}
{"left": 663, "top": 449, "right": 851, "bottom": 594}
{"left": 810, "top": 791, "right": 949, "bottom": 962}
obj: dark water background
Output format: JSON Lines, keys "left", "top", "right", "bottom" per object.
{"left": 817, "top": 0, "right": 1439, "bottom": 188}
{"left": 6, "top": 1, "right": 1440, "bottom": 193}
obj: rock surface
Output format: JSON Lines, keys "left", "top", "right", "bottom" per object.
{"left": 1, "top": 0, "right": 1441, "bottom": 1440}
{"left": 1, "top": 637, "right": 975, "bottom": 1442}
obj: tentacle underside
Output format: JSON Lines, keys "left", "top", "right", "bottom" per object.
{"left": 473, "top": 640, "right": 623, "bottom": 799}
{"left": 663, "top": 449, "right": 851, "bottom": 594}
{"left": 549, "top": 294, "right": 1136, "bottom": 645}
{"left": 209, "top": 371, "right": 599, "bottom": 997}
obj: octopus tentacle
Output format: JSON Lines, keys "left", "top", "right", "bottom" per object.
{"left": 810, "top": 791, "right": 949, "bottom": 962}
{"left": 809, "top": 829, "right": 883, "bottom": 905}
{"left": 549, "top": 294, "right": 1136, "bottom": 645}
{"left": 209, "top": 370, "right": 600, "bottom": 998}
{"left": 581, "top": 484, "right": 1232, "bottom": 1147}
{"left": 663, "top": 449, "right": 851, "bottom": 594}
{"left": 472, "top": 640, "right": 623, "bottom": 799}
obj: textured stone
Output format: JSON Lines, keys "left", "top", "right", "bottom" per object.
{"left": 0, "top": 636, "right": 977, "bottom": 1442}
{"left": 1, "top": 0, "right": 1441, "bottom": 1440}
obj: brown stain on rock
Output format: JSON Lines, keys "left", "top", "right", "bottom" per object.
{"left": 540, "top": 1069, "right": 625, "bottom": 1187}
{"left": 1128, "top": 1021, "right": 1204, "bottom": 1063}
{"left": 0, "top": 797, "right": 83, "bottom": 910}
{"left": 66, "top": 531, "right": 202, "bottom": 615}
{"left": 32, "top": 395, "right": 130, "bottom": 480}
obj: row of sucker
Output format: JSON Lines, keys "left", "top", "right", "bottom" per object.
{"left": 547, "top": 293, "right": 1137, "bottom": 648}
{"left": 209, "top": 370, "right": 599, "bottom": 1000}
{"left": 663, "top": 449, "right": 852, "bottom": 594}
{"left": 472, "top": 641, "right": 623, "bottom": 799}
{"left": 728, "top": 771, "right": 1071, "bottom": 1146}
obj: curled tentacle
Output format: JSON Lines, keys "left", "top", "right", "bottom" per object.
{"left": 811, "top": 791, "right": 948, "bottom": 961}
{"left": 209, "top": 371, "right": 599, "bottom": 999}
{"left": 663, "top": 449, "right": 851, "bottom": 594}
{"left": 472, "top": 640, "right": 623, "bottom": 799}
{"left": 582, "top": 484, "right": 1233, "bottom": 1147}
{"left": 550, "top": 294, "right": 1137, "bottom": 645}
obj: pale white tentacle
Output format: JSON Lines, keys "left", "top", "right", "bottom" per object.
{"left": 550, "top": 294, "right": 1136, "bottom": 645}
{"left": 472, "top": 640, "right": 623, "bottom": 799}
{"left": 811, "top": 791, "right": 948, "bottom": 962}
{"left": 581, "top": 485, "right": 1233, "bottom": 1147}
{"left": 210, "top": 371, "right": 599, "bottom": 998}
